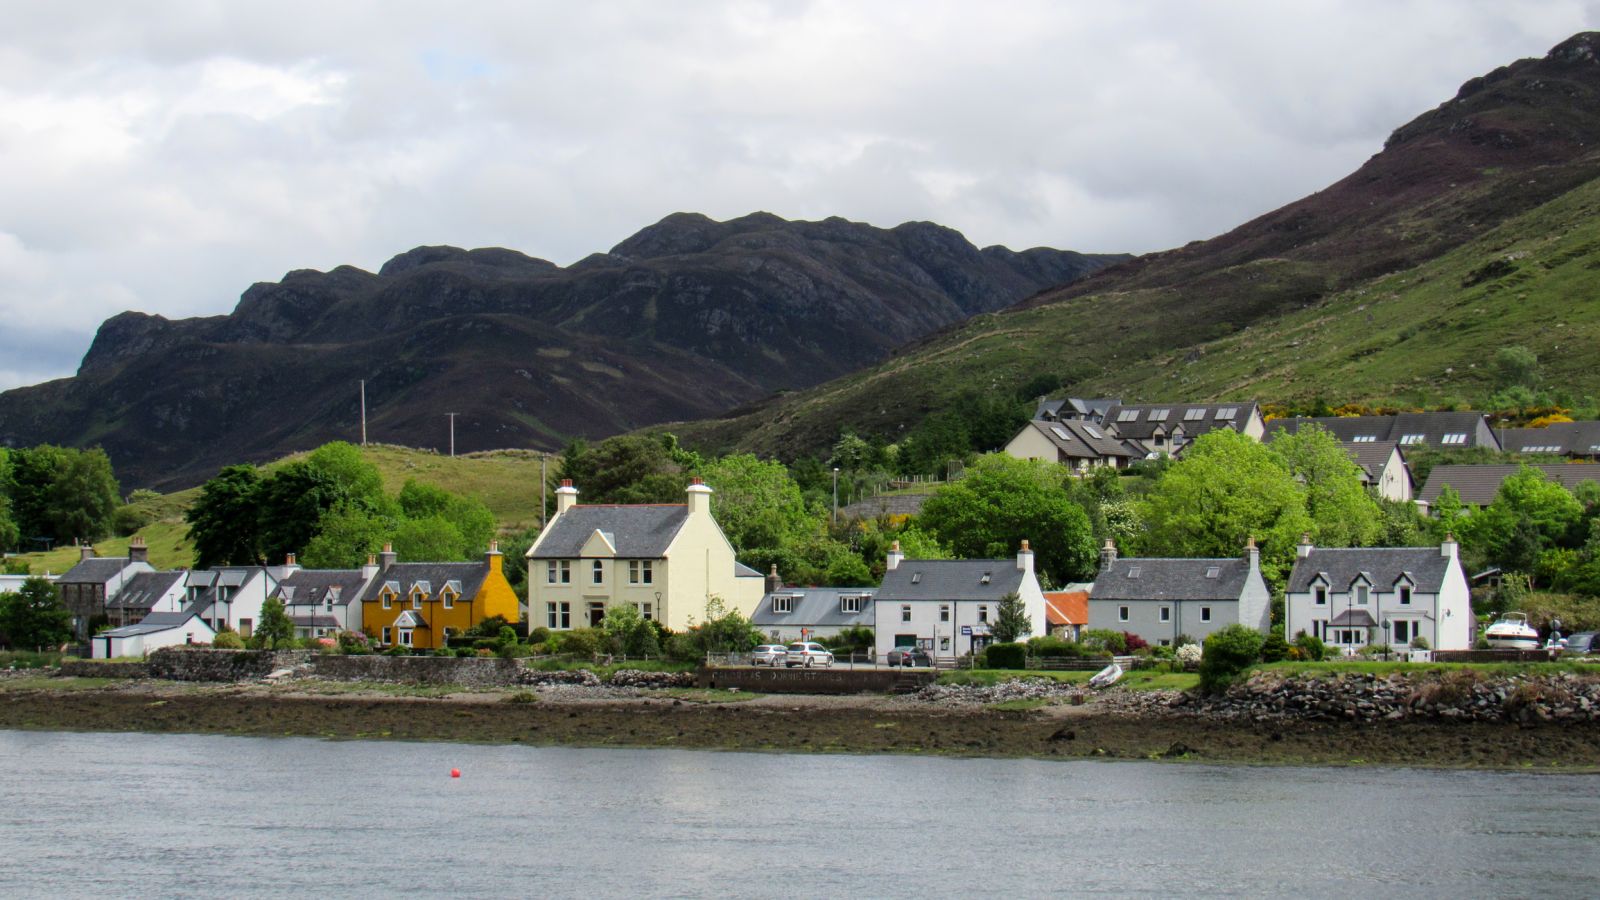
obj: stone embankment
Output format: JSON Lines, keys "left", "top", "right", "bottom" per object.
{"left": 1180, "top": 670, "right": 1600, "bottom": 725}
{"left": 147, "top": 648, "right": 311, "bottom": 681}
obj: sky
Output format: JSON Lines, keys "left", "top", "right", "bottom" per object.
{"left": 1, "top": 0, "right": 1597, "bottom": 391}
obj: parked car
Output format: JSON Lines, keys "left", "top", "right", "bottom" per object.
{"left": 785, "top": 642, "right": 834, "bottom": 668}
{"left": 1562, "top": 632, "right": 1599, "bottom": 655}
{"left": 886, "top": 647, "right": 931, "bottom": 667}
{"left": 750, "top": 644, "right": 788, "bottom": 667}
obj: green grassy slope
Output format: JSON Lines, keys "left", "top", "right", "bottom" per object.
{"left": 6, "top": 444, "right": 552, "bottom": 574}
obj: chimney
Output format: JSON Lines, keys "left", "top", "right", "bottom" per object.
{"left": 379, "top": 542, "right": 397, "bottom": 571}
{"left": 1441, "top": 532, "right": 1458, "bottom": 560}
{"left": 555, "top": 479, "right": 579, "bottom": 515}
{"left": 283, "top": 552, "right": 298, "bottom": 569}
{"left": 886, "top": 540, "right": 904, "bottom": 572}
{"left": 686, "top": 477, "right": 712, "bottom": 517}
{"left": 766, "top": 564, "right": 781, "bottom": 596}
{"left": 485, "top": 540, "right": 502, "bottom": 564}
{"left": 1099, "top": 538, "right": 1118, "bottom": 573}
{"left": 362, "top": 553, "right": 378, "bottom": 580}
{"left": 1017, "top": 539, "right": 1034, "bottom": 576}
{"left": 1245, "top": 534, "right": 1260, "bottom": 571}
{"left": 1296, "top": 531, "right": 1314, "bottom": 559}
{"left": 79, "top": 543, "right": 94, "bottom": 562}
{"left": 128, "top": 536, "right": 149, "bottom": 565}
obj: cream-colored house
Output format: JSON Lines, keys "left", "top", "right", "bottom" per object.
{"left": 525, "top": 478, "right": 766, "bottom": 632}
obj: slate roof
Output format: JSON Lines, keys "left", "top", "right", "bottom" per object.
{"left": 750, "top": 587, "right": 877, "bottom": 627}
{"left": 528, "top": 505, "right": 689, "bottom": 558}
{"left": 106, "top": 571, "right": 185, "bottom": 611}
{"left": 59, "top": 557, "right": 137, "bottom": 585}
{"left": 1035, "top": 397, "right": 1120, "bottom": 421}
{"left": 1329, "top": 609, "right": 1378, "bottom": 628}
{"left": 1100, "top": 402, "right": 1258, "bottom": 442}
{"left": 289, "top": 614, "right": 342, "bottom": 629}
{"left": 734, "top": 562, "right": 763, "bottom": 578}
{"left": 1499, "top": 422, "right": 1600, "bottom": 457}
{"left": 359, "top": 562, "right": 489, "bottom": 604}
{"left": 183, "top": 568, "right": 265, "bottom": 616}
{"left": 1267, "top": 412, "right": 1499, "bottom": 450}
{"left": 876, "top": 560, "right": 1025, "bottom": 603}
{"left": 272, "top": 569, "right": 371, "bottom": 608}
{"left": 101, "top": 611, "right": 207, "bottom": 638}
{"left": 839, "top": 493, "right": 932, "bottom": 521}
{"left": 1089, "top": 558, "right": 1253, "bottom": 602}
{"left": 1418, "top": 464, "right": 1600, "bottom": 506}
{"left": 1020, "top": 419, "right": 1137, "bottom": 461}
{"left": 1043, "top": 590, "right": 1088, "bottom": 626}
{"left": 1287, "top": 547, "right": 1453, "bottom": 593}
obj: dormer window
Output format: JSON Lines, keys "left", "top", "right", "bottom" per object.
{"left": 771, "top": 595, "right": 795, "bottom": 614}
{"left": 441, "top": 588, "right": 457, "bottom": 610}
{"left": 1399, "top": 585, "right": 1412, "bottom": 605}
{"left": 839, "top": 595, "right": 865, "bottom": 614}
{"left": 381, "top": 588, "right": 396, "bottom": 610}
{"left": 1356, "top": 584, "right": 1370, "bottom": 605}
{"left": 1315, "top": 586, "right": 1328, "bottom": 606}
{"left": 591, "top": 560, "right": 604, "bottom": 585}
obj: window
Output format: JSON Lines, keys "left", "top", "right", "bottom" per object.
{"left": 591, "top": 560, "right": 604, "bottom": 585}
{"left": 1215, "top": 407, "right": 1237, "bottom": 420}
{"left": 772, "top": 595, "right": 795, "bottom": 614}
{"left": 910, "top": 573, "right": 921, "bottom": 584}
{"left": 1356, "top": 585, "right": 1370, "bottom": 605}
{"left": 1145, "top": 408, "right": 1167, "bottom": 421}
{"left": 978, "top": 606, "right": 989, "bottom": 623}
{"left": 1117, "top": 409, "right": 1140, "bottom": 423}
{"left": 553, "top": 602, "right": 571, "bottom": 629}
{"left": 642, "top": 603, "right": 653, "bottom": 621}
{"left": 1200, "top": 607, "right": 1212, "bottom": 622}
{"left": 546, "top": 561, "right": 558, "bottom": 584}
{"left": 411, "top": 592, "right": 422, "bottom": 610}
{"left": 939, "top": 604, "right": 950, "bottom": 622}
{"left": 840, "top": 595, "right": 865, "bottom": 614}
{"left": 557, "top": 561, "right": 571, "bottom": 584}
{"left": 940, "top": 636, "right": 950, "bottom": 652}
{"left": 441, "top": 590, "right": 454, "bottom": 610}
{"left": 1050, "top": 425, "right": 1072, "bottom": 441}
{"left": 980, "top": 572, "right": 992, "bottom": 585}
{"left": 1160, "top": 607, "right": 1170, "bottom": 622}
{"left": 1399, "top": 586, "right": 1412, "bottom": 605}
{"left": 1315, "top": 586, "right": 1328, "bottom": 606}
{"left": 1393, "top": 620, "right": 1413, "bottom": 644}
{"left": 1084, "top": 424, "right": 1104, "bottom": 439}
{"left": 1399, "top": 434, "right": 1425, "bottom": 445}
{"left": 1205, "top": 566, "right": 1221, "bottom": 579}
{"left": 629, "top": 560, "right": 654, "bottom": 585}
{"left": 1441, "top": 433, "right": 1467, "bottom": 446}
{"left": 1184, "top": 408, "right": 1206, "bottom": 421}
{"left": 901, "top": 604, "right": 912, "bottom": 623}
{"left": 1351, "top": 435, "right": 1376, "bottom": 443}
{"left": 382, "top": 591, "right": 393, "bottom": 610}
{"left": 324, "top": 598, "right": 333, "bottom": 612}
{"left": 1127, "top": 566, "right": 1142, "bottom": 579}
{"left": 382, "top": 627, "right": 392, "bottom": 644}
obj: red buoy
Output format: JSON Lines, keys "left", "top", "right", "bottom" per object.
{"left": 451, "top": 768, "right": 461, "bottom": 778}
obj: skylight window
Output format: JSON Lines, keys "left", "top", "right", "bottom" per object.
{"left": 1127, "top": 566, "right": 1142, "bottom": 579}
{"left": 1117, "top": 410, "right": 1140, "bottom": 422}
{"left": 1050, "top": 425, "right": 1072, "bottom": 441}
{"left": 1351, "top": 435, "right": 1377, "bottom": 443}
{"left": 1205, "top": 566, "right": 1221, "bottom": 578}
{"left": 910, "top": 572, "right": 921, "bottom": 584}
{"left": 1083, "top": 424, "right": 1104, "bottom": 439}
{"left": 1215, "top": 407, "right": 1237, "bottom": 420}
{"left": 1399, "top": 434, "right": 1426, "bottom": 445}
{"left": 1149, "top": 408, "right": 1170, "bottom": 421}
{"left": 1184, "top": 408, "right": 1206, "bottom": 421}
{"left": 980, "top": 573, "right": 992, "bottom": 585}
{"left": 1441, "top": 433, "right": 1467, "bottom": 445}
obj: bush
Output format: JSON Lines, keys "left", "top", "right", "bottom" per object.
{"left": 1175, "top": 643, "right": 1202, "bottom": 666}
{"left": 555, "top": 628, "right": 603, "bottom": 658}
{"left": 1198, "top": 625, "right": 1264, "bottom": 694}
{"left": 985, "top": 642, "right": 1027, "bottom": 670}
{"left": 1121, "top": 631, "right": 1148, "bottom": 652}
{"left": 1293, "top": 631, "right": 1327, "bottom": 662}
{"left": 529, "top": 626, "right": 551, "bottom": 646}
{"left": 1475, "top": 637, "right": 1492, "bottom": 650}
{"left": 111, "top": 505, "right": 154, "bottom": 537}
{"left": 1173, "top": 633, "right": 1197, "bottom": 648}
{"left": 1260, "top": 628, "right": 1291, "bottom": 663}
{"left": 456, "top": 647, "right": 476, "bottom": 658}
{"left": 1410, "top": 635, "right": 1430, "bottom": 651}
{"left": 1359, "top": 644, "right": 1393, "bottom": 658}
{"left": 1082, "top": 629, "right": 1127, "bottom": 655}
{"left": 1150, "top": 643, "right": 1175, "bottom": 660}
{"left": 1027, "top": 636, "right": 1084, "bottom": 658}
{"left": 211, "top": 631, "right": 245, "bottom": 650}
{"left": 385, "top": 645, "right": 411, "bottom": 656}
{"left": 336, "top": 631, "right": 371, "bottom": 655}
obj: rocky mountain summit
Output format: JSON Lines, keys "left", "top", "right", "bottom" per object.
{"left": 0, "top": 213, "right": 1124, "bottom": 489}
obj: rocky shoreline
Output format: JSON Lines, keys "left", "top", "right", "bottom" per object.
{"left": 3, "top": 667, "right": 1599, "bottom": 769}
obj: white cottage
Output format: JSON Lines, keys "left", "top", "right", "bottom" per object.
{"left": 1284, "top": 535, "right": 1471, "bottom": 653}
{"left": 93, "top": 611, "right": 216, "bottom": 659}
{"left": 872, "top": 541, "right": 1046, "bottom": 662}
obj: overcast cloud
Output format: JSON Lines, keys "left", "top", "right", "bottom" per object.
{"left": 1, "top": 0, "right": 1596, "bottom": 390}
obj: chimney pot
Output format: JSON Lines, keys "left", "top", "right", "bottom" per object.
{"left": 561, "top": 478, "right": 573, "bottom": 487}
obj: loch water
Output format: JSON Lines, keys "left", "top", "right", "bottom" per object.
{"left": 2, "top": 730, "right": 1598, "bottom": 898}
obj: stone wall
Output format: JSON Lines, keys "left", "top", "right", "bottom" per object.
{"left": 313, "top": 654, "right": 525, "bottom": 687}
{"left": 58, "top": 660, "right": 148, "bottom": 679}
{"left": 699, "top": 666, "right": 938, "bottom": 694}
{"left": 147, "top": 648, "right": 310, "bottom": 681}
{"left": 1183, "top": 670, "right": 1600, "bottom": 724}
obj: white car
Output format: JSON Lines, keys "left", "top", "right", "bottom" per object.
{"left": 750, "top": 644, "right": 788, "bottom": 666}
{"left": 785, "top": 642, "right": 834, "bottom": 668}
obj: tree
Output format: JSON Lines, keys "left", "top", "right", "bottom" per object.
{"left": 391, "top": 515, "right": 467, "bottom": 562}
{"left": 917, "top": 454, "right": 1097, "bottom": 585}
{"left": 186, "top": 465, "right": 264, "bottom": 568}
{"left": 1137, "top": 430, "right": 1313, "bottom": 586}
{"left": 991, "top": 591, "right": 1032, "bottom": 643}
{"left": 300, "top": 503, "right": 391, "bottom": 568}
{"left": 250, "top": 597, "right": 296, "bottom": 650}
{"left": 0, "top": 577, "right": 73, "bottom": 650}
{"left": 1268, "top": 425, "right": 1382, "bottom": 548}
{"left": 304, "top": 441, "right": 387, "bottom": 510}
{"left": 256, "top": 461, "right": 341, "bottom": 564}
{"left": 696, "top": 454, "right": 816, "bottom": 554}
{"left": 398, "top": 480, "right": 495, "bottom": 556}
{"left": 899, "top": 411, "right": 971, "bottom": 476}
{"left": 1460, "top": 466, "right": 1585, "bottom": 580}
{"left": 601, "top": 603, "right": 660, "bottom": 657}
{"left": 556, "top": 434, "right": 690, "bottom": 504}
{"left": 1493, "top": 345, "right": 1539, "bottom": 392}
{"left": 1198, "top": 624, "right": 1265, "bottom": 694}
{"left": 5, "top": 445, "right": 120, "bottom": 544}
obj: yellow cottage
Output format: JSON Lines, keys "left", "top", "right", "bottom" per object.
{"left": 360, "top": 542, "right": 519, "bottom": 650}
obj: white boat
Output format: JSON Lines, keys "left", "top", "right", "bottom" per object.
{"left": 1088, "top": 663, "right": 1123, "bottom": 689}
{"left": 1484, "top": 612, "right": 1540, "bottom": 650}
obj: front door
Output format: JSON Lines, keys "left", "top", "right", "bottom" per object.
{"left": 588, "top": 602, "right": 606, "bottom": 628}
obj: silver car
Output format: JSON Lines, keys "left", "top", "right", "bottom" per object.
{"left": 785, "top": 641, "right": 834, "bottom": 668}
{"left": 750, "top": 644, "right": 788, "bottom": 667}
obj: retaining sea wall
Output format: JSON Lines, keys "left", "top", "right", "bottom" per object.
{"left": 699, "top": 666, "right": 938, "bottom": 694}
{"left": 146, "top": 648, "right": 311, "bottom": 681}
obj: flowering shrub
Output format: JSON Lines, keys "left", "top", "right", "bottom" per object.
{"left": 336, "top": 631, "right": 371, "bottom": 655}
{"left": 1176, "top": 643, "right": 1202, "bottom": 666}
{"left": 1121, "top": 632, "right": 1148, "bottom": 652}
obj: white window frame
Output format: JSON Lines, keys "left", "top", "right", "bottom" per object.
{"left": 558, "top": 560, "right": 571, "bottom": 584}
{"left": 1356, "top": 585, "right": 1370, "bottom": 605}
{"left": 772, "top": 595, "right": 795, "bottom": 614}
{"left": 642, "top": 603, "right": 653, "bottom": 621}
{"left": 839, "top": 595, "right": 864, "bottom": 614}
{"left": 939, "top": 604, "right": 950, "bottom": 622}
{"left": 382, "top": 626, "right": 392, "bottom": 644}
{"left": 399, "top": 629, "right": 413, "bottom": 647}
{"left": 382, "top": 591, "right": 393, "bottom": 610}
{"left": 1200, "top": 606, "right": 1212, "bottom": 622}
{"left": 442, "top": 590, "right": 455, "bottom": 610}
{"left": 591, "top": 560, "right": 604, "bottom": 585}
{"left": 901, "top": 604, "right": 912, "bottom": 623}
{"left": 978, "top": 605, "right": 989, "bottom": 623}
{"left": 1118, "top": 605, "right": 1130, "bottom": 622}
{"left": 546, "top": 561, "right": 558, "bottom": 584}
{"left": 1159, "top": 607, "right": 1170, "bottom": 622}
{"left": 1398, "top": 586, "right": 1411, "bottom": 605}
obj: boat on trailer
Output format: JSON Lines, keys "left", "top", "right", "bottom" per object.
{"left": 1484, "top": 612, "right": 1540, "bottom": 650}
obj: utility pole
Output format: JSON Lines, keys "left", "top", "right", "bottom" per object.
{"left": 359, "top": 380, "right": 367, "bottom": 447}
{"left": 832, "top": 467, "right": 840, "bottom": 525}
{"left": 541, "top": 455, "right": 548, "bottom": 530}
{"left": 447, "top": 413, "right": 458, "bottom": 457}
